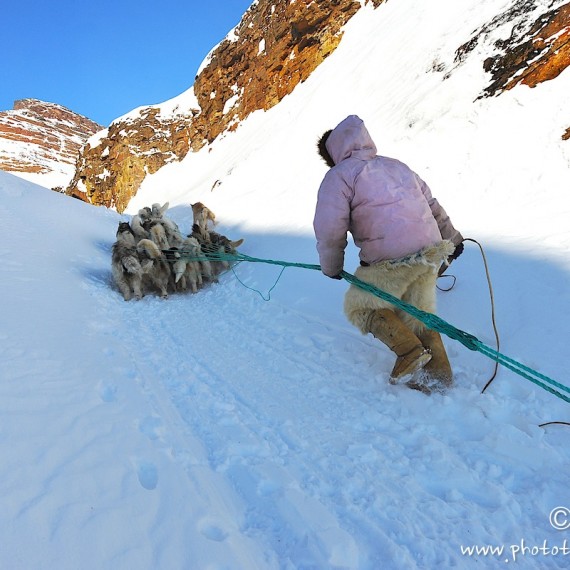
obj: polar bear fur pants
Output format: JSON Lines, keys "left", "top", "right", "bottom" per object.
{"left": 344, "top": 241, "right": 455, "bottom": 335}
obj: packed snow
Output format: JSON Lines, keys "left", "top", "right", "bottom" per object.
{"left": 1, "top": 0, "right": 570, "bottom": 568}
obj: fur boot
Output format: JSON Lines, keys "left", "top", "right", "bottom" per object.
{"left": 413, "top": 328, "right": 453, "bottom": 390}
{"left": 365, "top": 309, "right": 432, "bottom": 382}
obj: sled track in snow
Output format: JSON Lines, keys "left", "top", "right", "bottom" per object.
{"left": 94, "top": 274, "right": 570, "bottom": 569}
{"left": 112, "top": 281, "right": 391, "bottom": 567}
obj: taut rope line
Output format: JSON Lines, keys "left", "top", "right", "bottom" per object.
{"left": 171, "top": 249, "right": 570, "bottom": 404}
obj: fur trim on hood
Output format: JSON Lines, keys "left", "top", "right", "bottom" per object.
{"left": 317, "top": 129, "right": 335, "bottom": 168}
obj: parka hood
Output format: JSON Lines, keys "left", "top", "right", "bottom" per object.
{"left": 325, "top": 115, "right": 377, "bottom": 165}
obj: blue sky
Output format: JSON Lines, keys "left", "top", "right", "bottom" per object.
{"left": 1, "top": 0, "right": 253, "bottom": 126}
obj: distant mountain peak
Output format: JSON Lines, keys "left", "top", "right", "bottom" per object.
{"left": 0, "top": 98, "right": 103, "bottom": 189}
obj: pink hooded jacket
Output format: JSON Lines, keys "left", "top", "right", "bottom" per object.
{"left": 313, "top": 115, "right": 463, "bottom": 277}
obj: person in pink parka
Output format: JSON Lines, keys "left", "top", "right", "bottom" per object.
{"left": 313, "top": 115, "right": 463, "bottom": 393}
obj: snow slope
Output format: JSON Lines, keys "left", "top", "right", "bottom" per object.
{"left": 1, "top": 0, "right": 570, "bottom": 568}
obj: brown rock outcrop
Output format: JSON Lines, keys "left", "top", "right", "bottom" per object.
{"left": 455, "top": 1, "right": 570, "bottom": 97}
{"left": 66, "top": 107, "right": 200, "bottom": 212}
{"left": 66, "top": 0, "right": 385, "bottom": 212}
{"left": 193, "top": 0, "right": 382, "bottom": 142}
{"left": 0, "top": 99, "right": 102, "bottom": 187}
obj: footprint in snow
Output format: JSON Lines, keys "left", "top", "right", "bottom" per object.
{"left": 138, "top": 416, "right": 163, "bottom": 441}
{"left": 136, "top": 461, "right": 159, "bottom": 491}
{"left": 98, "top": 381, "right": 117, "bottom": 402}
{"left": 198, "top": 519, "right": 229, "bottom": 542}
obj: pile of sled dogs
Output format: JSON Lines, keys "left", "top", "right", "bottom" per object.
{"left": 112, "top": 201, "right": 244, "bottom": 301}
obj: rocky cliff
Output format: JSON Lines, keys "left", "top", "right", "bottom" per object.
{"left": 455, "top": 0, "right": 570, "bottom": 100}
{"left": 66, "top": 0, "right": 569, "bottom": 212}
{"left": 0, "top": 99, "right": 102, "bottom": 189}
{"left": 192, "top": 0, "right": 383, "bottom": 143}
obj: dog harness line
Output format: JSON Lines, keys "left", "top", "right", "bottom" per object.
{"left": 167, "top": 249, "right": 570, "bottom": 405}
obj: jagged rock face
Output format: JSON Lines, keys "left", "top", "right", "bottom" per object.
{"left": 66, "top": 0, "right": 384, "bottom": 212}
{"left": 194, "top": 0, "right": 384, "bottom": 142}
{"left": 455, "top": 0, "right": 570, "bottom": 97}
{"left": 66, "top": 108, "right": 201, "bottom": 212}
{"left": 0, "top": 99, "right": 102, "bottom": 188}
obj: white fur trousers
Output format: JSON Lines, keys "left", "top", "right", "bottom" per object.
{"left": 344, "top": 240, "right": 454, "bottom": 335}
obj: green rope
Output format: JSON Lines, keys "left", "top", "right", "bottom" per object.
{"left": 229, "top": 260, "right": 288, "bottom": 301}
{"left": 175, "top": 249, "right": 570, "bottom": 403}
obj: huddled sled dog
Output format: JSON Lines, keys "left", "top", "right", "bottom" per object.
{"left": 111, "top": 202, "right": 244, "bottom": 301}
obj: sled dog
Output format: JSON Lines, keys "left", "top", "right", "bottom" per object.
{"left": 111, "top": 222, "right": 144, "bottom": 301}
{"left": 170, "top": 237, "right": 205, "bottom": 293}
{"left": 131, "top": 207, "right": 152, "bottom": 240}
{"left": 136, "top": 238, "right": 171, "bottom": 298}
{"left": 192, "top": 202, "right": 216, "bottom": 241}
{"left": 190, "top": 226, "right": 244, "bottom": 274}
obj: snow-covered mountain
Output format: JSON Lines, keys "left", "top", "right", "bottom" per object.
{"left": 1, "top": 0, "right": 570, "bottom": 568}
{"left": 65, "top": 0, "right": 570, "bottom": 215}
{"left": 0, "top": 98, "right": 102, "bottom": 189}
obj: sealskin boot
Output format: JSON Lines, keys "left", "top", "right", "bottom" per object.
{"left": 365, "top": 309, "right": 432, "bottom": 383}
{"left": 416, "top": 328, "right": 453, "bottom": 388}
